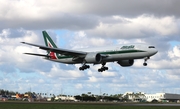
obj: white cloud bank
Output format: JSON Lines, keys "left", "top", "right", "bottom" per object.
{"left": 0, "top": 0, "right": 180, "bottom": 95}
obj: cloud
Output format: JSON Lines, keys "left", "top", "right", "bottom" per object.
{"left": 168, "top": 45, "right": 180, "bottom": 58}
{"left": 0, "top": 29, "right": 53, "bottom": 73}
{"left": 69, "top": 0, "right": 180, "bottom": 17}
{"left": 67, "top": 31, "right": 113, "bottom": 49}
{"left": 0, "top": 0, "right": 99, "bottom": 30}
{"left": 40, "top": 63, "right": 85, "bottom": 80}
{"left": 86, "top": 15, "right": 180, "bottom": 39}
{"left": 1, "top": 0, "right": 180, "bottom": 31}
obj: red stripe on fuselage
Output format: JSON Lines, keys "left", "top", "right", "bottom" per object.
{"left": 48, "top": 43, "right": 57, "bottom": 59}
{"left": 49, "top": 52, "right": 57, "bottom": 59}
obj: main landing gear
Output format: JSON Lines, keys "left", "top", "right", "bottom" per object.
{"left": 98, "top": 62, "right": 108, "bottom": 72}
{"left": 79, "top": 65, "right": 90, "bottom": 71}
{"left": 143, "top": 57, "right": 150, "bottom": 66}
{"left": 79, "top": 62, "right": 109, "bottom": 72}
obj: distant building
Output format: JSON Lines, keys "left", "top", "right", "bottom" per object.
{"left": 122, "top": 92, "right": 180, "bottom": 102}
{"left": 122, "top": 92, "right": 145, "bottom": 102}
{"left": 0, "top": 95, "right": 8, "bottom": 101}
{"left": 54, "top": 95, "right": 78, "bottom": 101}
{"left": 144, "top": 93, "right": 180, "bottom": 102}
{"left": 16, "top": 94, "right": 24, "bottom": 100}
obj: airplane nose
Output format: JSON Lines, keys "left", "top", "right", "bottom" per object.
{"left": 154, "top": 49, "right": 158, "bottom": 54}
{"left": 148, "top": 49, "right": 158, "bottom": 56}
{"left": 152, "top": 49, "right": 158, "bottom": 55}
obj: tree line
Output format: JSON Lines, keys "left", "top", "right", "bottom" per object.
{"left": 0, "top": 89, "right": 17, "bottom": 95}
{"left": 0, "top": 89, "right": 146, "bottom": 102}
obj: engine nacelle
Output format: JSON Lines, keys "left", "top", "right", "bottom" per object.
{"left": 117, "top": 60, "right": 134, "bottom": 67}
{"left": 84, "top": 53, "right": 102, "bottom": 63}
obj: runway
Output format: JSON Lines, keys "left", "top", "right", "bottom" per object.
{"left": 125, "top": 103, "right": 180, "bottom": 106}
{"left": 1, "top": 101, "right": 180, "bottom": 109}
{"left": 2, "top": 101, "right": 180, "bottom": 107}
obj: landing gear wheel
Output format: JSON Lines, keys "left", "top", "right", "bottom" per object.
{"left": 98, "top": 69, "right": 102, "bottom": 72}
{"left": 86, "top": 65, "right": 90, "bottom": 69}
{"left": 79, "top": 67, "right": 84, "bottom": 70}
{"left": 104, "top": 67, "right": 108, "bottom": 70}
{"left": 143, "top": 63, "right": 147, "bottom": 66}
{"left": 143, "top": 57, "right": 149, "bottom": 66}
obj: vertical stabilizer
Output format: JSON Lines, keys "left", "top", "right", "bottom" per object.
{"left": 42, "top": 31, "right": 58, "bottom": 59}
{"left": 42, "top": 31, "right": 57, "bottom": 48}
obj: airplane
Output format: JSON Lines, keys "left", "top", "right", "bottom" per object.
{"left": 21, "top": 31, "right": 158, "bottom": 72}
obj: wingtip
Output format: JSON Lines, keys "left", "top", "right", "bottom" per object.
{"left": 21, "top": 42, "right": 25, "bottom": 44}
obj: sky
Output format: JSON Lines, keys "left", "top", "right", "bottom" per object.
{"left": 0, "top": 0, "right": 180, "bottom": 96}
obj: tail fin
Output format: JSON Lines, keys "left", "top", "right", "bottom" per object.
{"left": 42, "top": 31, "right": 57, "bottom": 48}
{"left": 42, "top": 31, "right": 58, "bottom": 59}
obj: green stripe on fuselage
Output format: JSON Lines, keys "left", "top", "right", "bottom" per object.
{"left": 56, "top": 50, "right": 146, "bottom": 59}
{"left": 99, "top": 50, "right": 146, "bottom": 55}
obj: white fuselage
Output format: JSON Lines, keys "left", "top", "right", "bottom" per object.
{"left": 47, "top": 44, "right": 158, "bottom": 64}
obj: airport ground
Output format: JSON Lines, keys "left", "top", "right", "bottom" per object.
{"left": 0, "top": 101, "right": 180, "bottom": 109}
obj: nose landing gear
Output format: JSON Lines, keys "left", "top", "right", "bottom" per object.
{"left": 143, "top": 57, "right": 150, "bottom": 66}
{"left": 143, "top": 63, "right": 147, "bottom": 66}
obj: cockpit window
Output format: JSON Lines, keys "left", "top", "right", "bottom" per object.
{"left": 148, "top": 46, "right": 155, "bottom": 48}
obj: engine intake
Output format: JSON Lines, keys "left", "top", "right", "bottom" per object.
{"left": 117, "top": 60, "right": 134, "bottom": 67}
{"left": 85, "top": 53, "right": 102, "bottom": 63}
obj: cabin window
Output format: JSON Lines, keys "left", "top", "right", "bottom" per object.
{"left": 148, "top": 46, "right": 155, "bottom": 48}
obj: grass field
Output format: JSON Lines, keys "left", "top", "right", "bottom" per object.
{"left": 0, "top": 102, "right": 180, "bottom": 109}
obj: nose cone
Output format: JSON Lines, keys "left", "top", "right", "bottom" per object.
{"left": 155, "top": 49, "right": 158, "bottom": 54}
{"left": 150, "top": 49, "right": 158, "bottom": 55}
{"left": 150, "top": 49, "right": 158, "bottom": 56}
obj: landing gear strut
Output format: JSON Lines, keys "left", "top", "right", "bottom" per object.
{"left": 143, "top": 57, "right": 150, "bottom": 66}
{"left": 98, "top": 62, "right": 108, "bottom": 72}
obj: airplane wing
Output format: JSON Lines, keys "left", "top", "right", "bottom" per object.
{"left": 21, "top": 42, "right": 87, "bottom": 57}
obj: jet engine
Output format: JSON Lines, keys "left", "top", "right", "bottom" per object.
{"left": 84, "top": 53, "right": 102, "bottom": 63}
{"left": 117, "top": 60, "right": 134, "bottom": 67}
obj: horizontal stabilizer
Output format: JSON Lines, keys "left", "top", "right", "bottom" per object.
{"left": 24, "top": 53, "right": 51, "bottom": 58}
